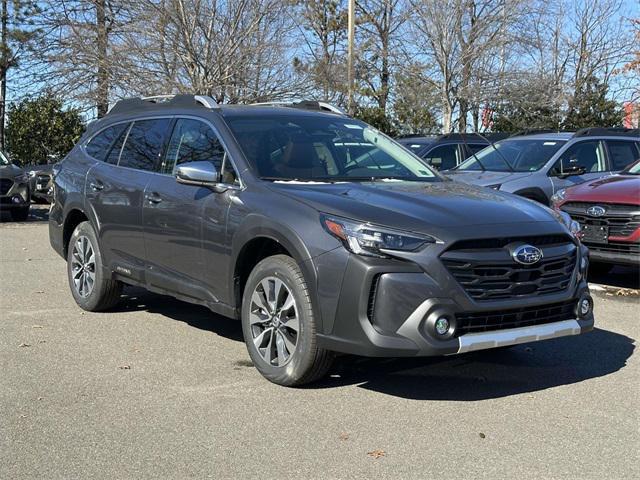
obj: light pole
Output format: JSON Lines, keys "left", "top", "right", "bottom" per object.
{"left": 347, "top": 0, "right": 355, "bottom": 115}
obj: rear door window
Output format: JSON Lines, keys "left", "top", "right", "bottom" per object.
{"left": 466, "top": 144, "right": 488, "bottom": 157}
{"left": 606, "top": 140, "right": 640, "bottom": 171}
{"left": 119, "top": 118, "right": 172, "bottom": 171}
{"left": 423, "top": 144, "right": 461, "bottom": 170}
{"left": 86, "top": 124, "right": 128, "bottom": 161}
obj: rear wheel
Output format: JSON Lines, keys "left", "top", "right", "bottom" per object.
{"left": 67, "top": 221, "right": 122, "bottom": 311}
{"left": 241, "top": 254, "right": 334, "bottom": 386}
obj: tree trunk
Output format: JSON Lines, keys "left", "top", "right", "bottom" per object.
{"left": 96, "top": 0, "right": 109, "bottom": 117}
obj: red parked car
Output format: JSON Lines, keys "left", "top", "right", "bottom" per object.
{"left": 553, "top": 160, "right": 640, "bottom": 273}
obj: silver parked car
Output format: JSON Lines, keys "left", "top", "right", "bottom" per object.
{"left": 445, "top": 128, "right": 640, "bottom": 204}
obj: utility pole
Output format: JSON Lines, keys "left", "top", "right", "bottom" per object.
{"left": 347, "top": 0, "right": 355, "bottom": 115}
{"left": 1, "top": 0, "right": 8, "bottom": 151}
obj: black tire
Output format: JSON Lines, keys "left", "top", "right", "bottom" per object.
{"left": 588, "top": 262, "right": 613, "bottom": 277}
{"left": 241, "top": 254, "right": 334, "bottom": 386}
{"left": 67, "top": 221, "right": 122, "bottom": 311}
{"left": 10, "top": 206, "right": 29, "bottom": 221}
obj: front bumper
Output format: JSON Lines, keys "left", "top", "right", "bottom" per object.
{"left": 585, "top": 243, "right": 640, "bottom": 267}
{"left": 315, "top": 239, "right": 593, "bottom": 357}
{"left": 0, "top": 181, "right": 30, "bottom": 210}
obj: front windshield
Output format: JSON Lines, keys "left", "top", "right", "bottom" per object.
{"left": 456, "top": 139, "right": 566, "bottom": 172}
{"left": 226, "top": 115, "right": 439, "bottom": 182}
{"left": 0, "top": 150, "right": 9, "bottom": 166}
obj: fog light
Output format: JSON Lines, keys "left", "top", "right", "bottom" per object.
{"left": 435, "top": 317, "right": 450, "bottom": 335}
{"left": 11, "top": 195, "right": 22, "bottom": 204}
{"left": 579, "top": 298, "right": 591, "bottom": 316}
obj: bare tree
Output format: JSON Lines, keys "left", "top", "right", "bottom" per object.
{"left": 291, "top": 0, "right": 347, "bottom": 103}
{"left": 123, "top": 0, "right": 300, "bottom": 104}
{"left": 355, "top": 0, "right": 405, "bottom": 113}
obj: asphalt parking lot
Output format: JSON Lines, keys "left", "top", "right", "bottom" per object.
{"left": 1, "top": 207, "right": 639, "bottom": 479}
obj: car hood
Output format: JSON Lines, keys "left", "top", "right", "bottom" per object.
{"left": 445, "top": 170, "right": 533, "bottom": 186}
{"left": 564, "top": 174, "right": 640, "bottom": 205}
{"left": 268, "top": 180, "right": 559, "bottom": 234}
{"left": 0, "top": 164, "right": 24, "bottom": 179}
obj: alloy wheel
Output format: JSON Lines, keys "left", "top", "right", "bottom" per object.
{"left": 71, "top": 236, "right": 96, "bottom": 298}
{"left": 249, "top": 276, "right": 299, "bottom": 367}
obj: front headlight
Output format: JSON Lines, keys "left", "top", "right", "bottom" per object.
{"left": 554, "top": 209, "right": 581, "bottom": 239}
{"left": 321, "top": 215, "right": 435, "bottom": 257}
{"left": 27, "top": 170, "right": 37, "bottom": 178}
{"left": 550, "top": 188, "right": 566, "bottom": 207}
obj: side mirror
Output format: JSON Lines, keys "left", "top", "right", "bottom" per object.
{"left": 175, "top": 161, "right": 220, "bottom": 188}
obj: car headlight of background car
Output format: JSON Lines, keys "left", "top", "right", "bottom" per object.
{"left": 321, "top": 215, "right": 435, "bottom": 257}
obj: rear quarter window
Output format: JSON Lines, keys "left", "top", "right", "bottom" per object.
{"left": 85, "top": 124, "right": 128, "bottom": 161}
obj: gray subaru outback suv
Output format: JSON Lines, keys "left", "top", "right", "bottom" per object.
{"left": 49, "top": 95, "right": 594, "bottom": 386}
{"left": 446, "top": 129, "right": 640, "bottom": 204}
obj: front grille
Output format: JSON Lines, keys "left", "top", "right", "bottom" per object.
{"left": 585, "top": 241, "right": 640, "bottom": 255}
{"left": 441, "top": 236, "right": 577, "bottom": 301}
{"left": 455, "top": 300, "right": 576, "bottom": 336}
{"left": 0, "top": 178, "right": 13, "bottom": 195}
{"left": 562, "top": 202, "right": 640, "bottom": 238}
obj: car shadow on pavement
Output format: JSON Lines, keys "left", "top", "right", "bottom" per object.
{"left": 315, "top": 328, "right": 635, "bottom": 400}
{"left": 111, "top": 288, "right": 633, "bottom": 400}
{"left": 0, "top": 205, "right": 50, "bottom": 223}
{"left": 588, "top": 265, "right": 640, "bottom": 289}
{"left": 115, "top": 286, "right": 244, "bottom": 342}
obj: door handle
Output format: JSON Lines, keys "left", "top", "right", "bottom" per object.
{"left": 145, "top": 193, "right": 162, "bottom": 204}
{"left": 89, "top": 181, "right": 104, "bottom": 192}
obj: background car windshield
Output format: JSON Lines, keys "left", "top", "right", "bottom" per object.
{"left": 457, "top": 139, "right": 566, "bottom": 172}
{"left": 227, "top": 115, "right": 438, "bottom": 181}
{"left": 0, "top": 150, "right": 9, "bottom": 165}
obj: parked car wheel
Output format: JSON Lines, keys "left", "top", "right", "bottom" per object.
{"left": 67, "top": 221, "right": 122, "bottom": 311}
{"left": 241, "top": 254, "right": 334, "bottom": 386}
{"left": 10, "top": 206, "right": 30, "bottom": 221}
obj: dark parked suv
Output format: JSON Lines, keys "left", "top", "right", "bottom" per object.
{"left": 49, "top": 95, "right": 594, "bottom": 386}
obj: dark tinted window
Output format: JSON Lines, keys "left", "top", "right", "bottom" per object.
{"left": 161, "top": 119, "right": 226, "bottom": 174}
{"left": 104, "top": 124, "right": 130, "bottom": 165}
{"left": 423, "top": 144, "right": 460, "bottom": 170}
{"left": 467, "top": 144, "right": 487, "bottom": 156}
{"left": 119, "top": 119, "right": 172, "bottom": 171}
{"left": 86, "top": 124, "right": 128, "bottom": 161}
{"left": 607, "top": 140, "right": 640, "bottom": 171}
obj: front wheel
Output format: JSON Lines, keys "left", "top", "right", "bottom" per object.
{"left": 241, "top": 255, "right": 334, "bottom": 386}
{"left": 67, "top": 221, "right": 122, "bottom": 311}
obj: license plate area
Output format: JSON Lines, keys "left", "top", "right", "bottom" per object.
{"left": 581, "top": 224, "right": 608, "bottom": 243}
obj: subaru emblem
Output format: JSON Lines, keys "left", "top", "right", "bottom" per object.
{"left": 512, "top": 244, "right": 543, "bottom": 265}
{"left": 586, "top": 205, "right": 606, "bottom": 217}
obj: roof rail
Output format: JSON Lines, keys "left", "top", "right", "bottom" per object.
{"left": 508, "top": 129, "right": 572, "bottom": 137}
{"left": 435, "top": 132, "right": 510, "bottom": 142}
{"left": 573, "top": 127, "right": 640, "bottom": 138}
{"left": 250, "top": 100, "right": 347, "bottom": 116}
{"left": 107, "top": 94, "right": 219, "bottom": 115}
{"left": 395, "top": 133, "right": 437, "bottom": 139}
